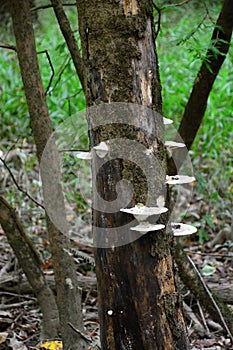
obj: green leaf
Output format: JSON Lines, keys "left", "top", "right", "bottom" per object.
{"left": 202, "top": 264, "right": 216, "bottom": 276}
{"left": 205, "top": 214, "right": 214, "bottom": 228}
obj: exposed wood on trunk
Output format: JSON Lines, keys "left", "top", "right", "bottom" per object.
{"left": 0, "top": 196, "right": 60, "bottom": 338}
{"left": 168, "top": 0, "right": 233, "bottom": 175}
{"left": 10, "top": 1, "right": 86, "bottom": 349}
{"left": 77, "top": 0, "right": 189, "bottom": 348}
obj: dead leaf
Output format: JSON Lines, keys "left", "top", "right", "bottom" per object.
{"left": 9, "top": 335, "right": 27, "bottom": 350}
{"left": 0, "top": 332, "right": 8, "bottom": 345}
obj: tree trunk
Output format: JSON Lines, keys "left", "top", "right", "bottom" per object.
{"left": 77, "top": 1, "right": 189, "bottom": 349}
{"left": 0, "top": 196, "right": 60, "bottom": 339}
{"left": 10, "top": 1, "right": 86, "bottom": 349}
{"left": 168, "top": 0, "right": 233, "bottom": 175}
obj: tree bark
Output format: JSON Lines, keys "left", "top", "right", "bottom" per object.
{"left": 0, "top": 196, "right": 60, "bottom": 339}
{"left": 10, "top": 1, "right": 86, "bottom": 349}
{"left": 168, "top": 0, "right": 233, "bottom": 175}
{"left": 77, "top": 1, "right": 189, "bottom": 349}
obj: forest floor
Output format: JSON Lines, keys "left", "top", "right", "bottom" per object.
{"left": 0, "top": 148, "right": 233, "bottom": 349}
{"left": 0, "top": 196, "right": 233, "bottom": 350}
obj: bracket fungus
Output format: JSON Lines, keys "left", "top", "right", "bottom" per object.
{"left": 165, "top": 175, "right": 196, "bottom": 185}
{"left": 76, "top": 151, "right": 92, "bottom": 160}
{"left": 93, "top": 141, "right": 109, "bottom": 158}
{"left": 131, "top": 223, "right": 165, "bottom": 234}
{"left": 171, "top": 223, "right": 197, "bottom": 236}
{"left": 120, "top": 204, "right": 168, "bottom": 222}
{"left": 163, "top": 117, "right": 173, "bottom": 125}
{"left": 165, "top": 141, "right": 186, "bottom": 149}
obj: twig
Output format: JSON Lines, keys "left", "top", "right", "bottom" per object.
{"left": 0, "top": 260, "right": 14, "bottom": 279}
{"left": 176, "top": 8, "right": 209, "bottom": 45}
{"left": 0, "top": 300, "right": 35, "bottom": 310}
{"left": 4, "top": 137, "right": 20, "bottom": 161}
{"left": 49, "top": 55, "right": 71, "bottom": 93}
{"left": 0, "top": 291, "right": 37, "bottom": 300}
{"left": 37, "top": 50, "right": 55, "bottom": 95}
{"left": 58, "top": 148, "right": 88, "bottom": 152}
{"left": 67, "top": 89, "right": 83, "bottom": 116}
{"left": 163, "top": 0, "right": 193, "bottom": 8}
{"left": 68, "top": 322, "right": 101, "bottom": 349}
{"left": 0, "top": 156, "right": 44, "bottom": 210}
{"left": 0, "top": 43, "right": 17, "bottom": 51}
{"left": 187, "top": 255, "right": 233, "bottom": 342}
{"left": 153, "top": 4, "right": 162, "bottom": 39}
{"left": 197, "top": 299, "right": 209, "bottom": 333}
{"left": 30, "top": 2, "right": 76, "bottom": 12}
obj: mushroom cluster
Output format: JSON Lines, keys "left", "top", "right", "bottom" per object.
{"left": 120, "top": 204, "right": 168, "bottom": 234}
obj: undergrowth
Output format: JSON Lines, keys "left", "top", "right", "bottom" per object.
{"left": 157, "top": 1, "right": 233, "bottom": 240}
{"left": 0, "top": 1, "right": 232, "bottom": 242}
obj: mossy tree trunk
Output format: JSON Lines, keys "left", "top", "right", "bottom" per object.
{"left": 77, "top": 1, "right": 189, "bottom": 349}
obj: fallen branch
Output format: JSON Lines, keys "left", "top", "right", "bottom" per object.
{"left": 174, "top": 242, "right": 233, "bottom": 340}
{"left": 0, "top": 273, "right": 96, "bottom": 294}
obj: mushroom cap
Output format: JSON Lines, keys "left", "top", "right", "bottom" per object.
{"left": 120, "top": 205, "right": 168, "bottom": 222}
{"left": 93, "top": 141, "right": 109, "bottom": 158}
{"left": 165, "top": 175, "right": 196, "bottom": 185}
{"left": 165, "top": 141, "right": 186, "bottom": 149}
{"left": 171, "top": 223, "right": 197, "bottom": 236}
{"left": 131, "top": 223, "right": 165, "bottom": 233}
{"left": 76, "top": 151, "right": 92, "bottom": 160}
{"left": 163, "top": 117, "right": 173, "bottom": 125}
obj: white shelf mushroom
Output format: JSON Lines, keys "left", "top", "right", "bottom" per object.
{"left": 165, "top": 175, "right": 195, "bottom": 185}
{"left": 76, "top": 151, "right": 92, "bottom": 160}
{"left": 120, "top": 205, "right": 168, "bottom": 222}
{"left": 165, "top": 141, "right": 186, "bottom": 149}
{"left": 171, "top": 223, "right": 197, "bottom": 236}
{"left": 93, "top": 141, "right": 109, "bottom": 158}
{"left": 131, "top": 223, "right": 165, "bottom": 234}
{"left": 163, "top": 117, "right": 173, "bottom": 125}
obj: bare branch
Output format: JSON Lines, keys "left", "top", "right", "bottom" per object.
{"left": 153, "top": 4, "right": 162, "bottom": 39}
{"left": 163, "top": 0, "right": 193, "bottom": 8}
{"left": 49, "top": 55, "right": 71, "bottom": 93}
{"left": 0, "top": 43, "right": 17, "bottom": 51}
{"left": 30, "top": 2, "right": 76, "bottom": 12}
{"left": 37, "top": 50, "right": 55, "bottom": 95}
{"left": 176, "top": 7, "right": 208, "bottom": 45}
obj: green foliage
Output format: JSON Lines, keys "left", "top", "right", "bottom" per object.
{"left": 157, "top": 2, "right": 233, "bottom": 237}
{"left": 0, "top": 2, "right": 232, "bottom": 242}
{"left": 0, "top": 5, "right": 86, "bottom": 142}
